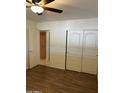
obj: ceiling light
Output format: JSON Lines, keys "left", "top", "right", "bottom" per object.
{"left": 31, "top": 6, "right": 44, "bottom": 14}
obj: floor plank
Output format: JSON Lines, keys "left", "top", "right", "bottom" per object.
{"left": 27, "top": 65, "right": 98, "bottom": 93}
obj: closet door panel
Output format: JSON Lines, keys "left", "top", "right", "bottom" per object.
{"left": 82, "top": 30, "right": 98, "bottom": 74}
{"left": 66, "top": 31, "right": 83, "bottom": 72}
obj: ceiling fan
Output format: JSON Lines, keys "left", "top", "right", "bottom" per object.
{"left": 26, "top": 0, "right": 63, "bottom": 15}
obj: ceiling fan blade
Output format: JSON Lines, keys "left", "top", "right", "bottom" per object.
{"left": 32, "top": 0, "right": 41, "bottom": 4}
{"left": 43, "top": 0, "right": 55, "bottom": 5}
{"left": 37, "top": 13, "right": 43, "bottom": 15}
{"left": 26, "top": 6, "right": 31, "bottom": 8}
{"left": 43, "top": 7, "right": 63, "bottom": 13}
{"left": 26, "top": 0, "right": 32, "bottom": 4}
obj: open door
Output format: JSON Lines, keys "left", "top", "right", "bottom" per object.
{"left": 40, "top": 31, "right": 50, "bottom": 65}
{"left": 40, "top": 32, "right": 46, "bottom": 59}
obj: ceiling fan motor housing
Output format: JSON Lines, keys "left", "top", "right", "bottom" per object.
{"left": 32, "top": 0, "right": 41, "bottom": 4}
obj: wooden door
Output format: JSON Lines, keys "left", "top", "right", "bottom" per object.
{"left": 40, "top": 32, "right": 46, "bottom": 59}
{"left": 82, "top": 30, "right": 98, "bottom": 74}
{"left": 66, "top": 31, "right": 83, "bottom": 72}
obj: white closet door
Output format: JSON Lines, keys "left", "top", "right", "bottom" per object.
{"left": 67, "top": 31, "right": 83, "bottom": 72}
{"left": 82, "top": 30, "right": 98, "bottom": 74}
{"left": 28, "top": 28, "right": 35, "bottom": 68}
{"left": 26, "top": 28, "right": 30, "bottom": 69}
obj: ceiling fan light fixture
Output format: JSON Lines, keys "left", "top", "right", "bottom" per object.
{"left": 31, "top": 5, "right": 44, "bottom": 14}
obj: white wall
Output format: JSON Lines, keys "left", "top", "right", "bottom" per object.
{"left": 26, "top": 20, "right": 40, "bottom": 68}
{"left": 37, "top": 18, "right": 98, "bottom": 70}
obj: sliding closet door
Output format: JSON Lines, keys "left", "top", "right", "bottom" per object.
{"left": 66, "top": 31, "right": 83, "bottom": 72}
{"left": 82, "top": 30, "right": 98, "bottom": 74}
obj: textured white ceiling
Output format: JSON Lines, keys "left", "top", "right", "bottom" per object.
{"left": 26, "top": 0, "right": 98, "bottom": 22}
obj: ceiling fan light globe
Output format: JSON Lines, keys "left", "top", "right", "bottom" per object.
{"left": 31, "top": 6, "right": 44, "bottom": 14}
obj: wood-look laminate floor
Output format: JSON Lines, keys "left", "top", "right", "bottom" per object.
{"left": 27, "top": 65, "right": 98, "bottom": 93}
